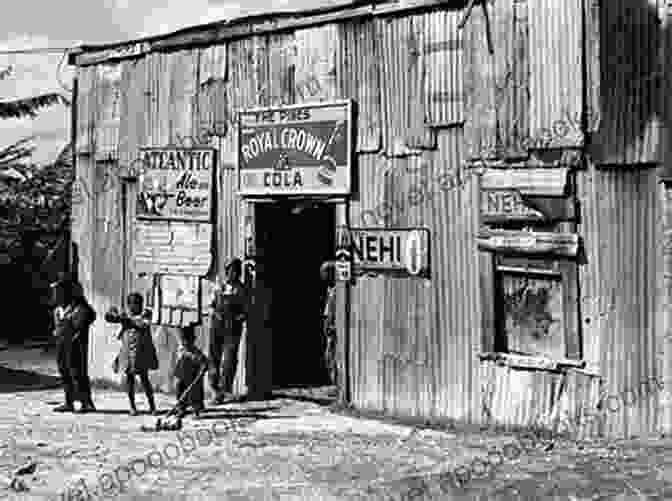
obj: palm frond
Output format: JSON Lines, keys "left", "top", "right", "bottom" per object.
{"left": 0, "top": 66, "right": 13, "bottom": 81}
{"left": 0, "top": 93, "right": 67, "bottom": 120}
{"left": 0, "top": 137, "right": 36, "bottom": 169}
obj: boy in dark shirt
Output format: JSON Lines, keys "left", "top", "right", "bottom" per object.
{"left": 174, "top": 324, "right": 208, "bottom": 417}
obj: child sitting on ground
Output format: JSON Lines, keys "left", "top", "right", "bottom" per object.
{"left": 105, "top": 293, "right": 159, "bottom": 416}
{"left": 174, "top": 324, "right": 208, "bottom": 418}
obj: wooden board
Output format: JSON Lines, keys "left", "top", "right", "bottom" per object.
{"left": 477, "top": 229, "right": 579, "bottom": 257}
{"left": 481, "top": 168, "right": 569, "bottom": 196}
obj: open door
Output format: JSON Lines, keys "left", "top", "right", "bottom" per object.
{"left": 254, "top": 201, "right": 335, "bottom": 389}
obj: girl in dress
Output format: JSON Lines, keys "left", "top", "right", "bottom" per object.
{"left": 105, "top": 293, "right": 159, "bottom": 416}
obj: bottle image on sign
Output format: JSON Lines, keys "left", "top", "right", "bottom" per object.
{"left": 317, "top": 120, "right": 345, "bottom": 186}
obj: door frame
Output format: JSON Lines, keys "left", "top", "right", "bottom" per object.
{"left": 242, "top": 197, "right": 351, "bottom": 401}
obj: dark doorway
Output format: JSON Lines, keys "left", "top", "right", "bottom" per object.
{"left": 255, "top": 201, "right": 335, "bottom": 389}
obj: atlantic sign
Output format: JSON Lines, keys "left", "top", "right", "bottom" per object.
{"left": 237, "top": 101, "right": 353, "bottom": 196}
{"left": 350, "top": 228, "right": 430, "bottom": 278}
{"left": 136, "top": 147, "right": 215, "bottom": 222}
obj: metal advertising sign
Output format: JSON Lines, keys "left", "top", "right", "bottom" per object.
{"left": 350, "top": 228, "right": 431, "bottom": 278}
{"left": 237, "top": 101, "right": 353, "bottom": 196}
{"left": 136, "top": 147, "right": 216, "bottom": 222}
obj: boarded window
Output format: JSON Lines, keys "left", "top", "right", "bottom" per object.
{"left": 493, "top": 256, "right": 580, "bottom": 360}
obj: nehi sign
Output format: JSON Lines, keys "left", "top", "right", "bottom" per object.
{"left": 237, "top": 101, "right": 353, "bottom": 196}
{"left": 350, "top": 228, "right": 430, "bottom": 278}
{"left": 136, "top": 147, "right": 216, "bottom": 222}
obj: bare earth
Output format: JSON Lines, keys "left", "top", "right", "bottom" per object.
{"left": 1, "top": 348, "right": 672, "bottom": 500}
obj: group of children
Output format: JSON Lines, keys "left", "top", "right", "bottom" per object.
{"left": 105, "top": 292, "right": 208, "bottom": 417}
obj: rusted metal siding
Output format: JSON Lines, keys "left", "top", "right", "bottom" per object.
{"left": 118, "top": 58, "right": 147, "bottom": 300}
{"left": 529, "top": 0, "right": 584, "bottom": 149}
{"left": 661, "top": 183, "right": 672, "bottom": 434}
{"left": 348, "top": 129, "right": 482, "bottom": 422}
{"left": 422, "top": 9, "right": 463, "bottom": 127}
{"left": 167, "top": 50, "right": 199, "bottom": 143}
{"left": 462, "top": 0, "right": 496, "bottom": 160}
{"left": 481, "top": 362, "right": 601, "bottom": 438}
{"left": 591, "top": 0, "right": 663, "bottom": 165}
{"left": 226, "top": 36, "right": 271, "bottom": 396}
{"left": 89, "top": 161, "right": 125, "bottom": 382}
{"left": 268, "top": 33, "right": 295, "bottom": 107}
{"left": 377, "top": 14, "right": 436, "bottom": 157}
{"left": 294, "top": 24, "right": 339, "bottom": 104}
{"left": 71, "top": 156, "right": 96, "bottom": 322}
{"left": 577, "top": 164, "right": 662, "bottom": 437}
{"left": 337, "top": 18, "right": 381, "bottom": 153}
{"left": 94, "top": 63, "right": 123, "bottom": 161}
{"left": 76, "top": 67, "right": 97, "bottom": 155}
{"left": 348, "top": 153, "right": 388, "bottom": 411}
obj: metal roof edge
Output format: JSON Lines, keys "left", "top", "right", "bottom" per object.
{"left": 69, "top": 0, "right": 462, "bottom": 67}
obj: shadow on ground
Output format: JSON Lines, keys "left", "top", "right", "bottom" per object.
{"left": 0, "top": 366, "right": 60, "bottom": 393}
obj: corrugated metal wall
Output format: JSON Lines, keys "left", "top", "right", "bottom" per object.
{"left": 70, "top": 0, "right": 669, "bottom": 436}
{"left": 577, "top": 164, "right": 662, "bottom": 438}
{"left": 347, "top": 129, "right": 483, "bottom": 422}
{"left": 529, "top": 0, "right": 584, "bottom": 149}
{"left": 591, "top": 0, "right": 663, "bottom": 164}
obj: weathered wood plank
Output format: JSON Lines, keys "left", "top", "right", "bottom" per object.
{"left": 481, "top": 168, "right": 569, "bottom": 196}
{"left": 477, "top": 228, "right": 579, "bottom": 257}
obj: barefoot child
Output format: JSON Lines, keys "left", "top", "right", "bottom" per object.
{"left": 105, "top": 293, "right": 159, "bottom": 416}
{"left": 174, "top": 325, "right": 208, "bottom": 418}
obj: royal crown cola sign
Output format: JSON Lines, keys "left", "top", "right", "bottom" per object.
{"left": 237, "top": 101, "right": 353, "bottom": 196}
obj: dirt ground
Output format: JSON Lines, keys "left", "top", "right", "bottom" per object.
{"left": 1, "top": 348, "right": 672, "bottom": 500}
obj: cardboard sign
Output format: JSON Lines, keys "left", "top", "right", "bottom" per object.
{"left": 153, "top": 274, "right": 202, "bottom": 327}
{"left": 136, "top": 147, "right": 216, "bottom": 222}
{"left": 350, "top": 228, "right": 430, "bottom": 278}
{"left": 238, "top": 101, "right": 353, "bottom": 196}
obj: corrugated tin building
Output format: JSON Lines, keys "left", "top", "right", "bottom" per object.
{"left": 67, "top": 0, "right": 672, "bottom": 439}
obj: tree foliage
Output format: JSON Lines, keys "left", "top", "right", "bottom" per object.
{"left": 0, "top": 65, "right": 73, "bottom": 257}
{"left": 0, "top": 65, "right": 69, "bottom": 120}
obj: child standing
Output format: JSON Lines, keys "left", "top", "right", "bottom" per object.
{"left": 105, "top": 293, "right": 159, "bottom": 416}
{"left": 174, "top": 324, "right": 208, "bottom": 418}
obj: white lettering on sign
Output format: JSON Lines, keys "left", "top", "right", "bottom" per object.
{"left": 241, "top": 128, "right": 327, "bottom": 164}
{"left": 351, "top": 229, "right": 429, "bottom": 277}
{"left": 263, "top": 170, "right": 304, "bottom": 188}
{"left": 354, "top": 234, "right": 403, "bottom": 265}
{"left": 141, "top": 149, "right": 214, "bottom": 171}
{"left": 482, "top": 190, "right": 542, "bottom": 218}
